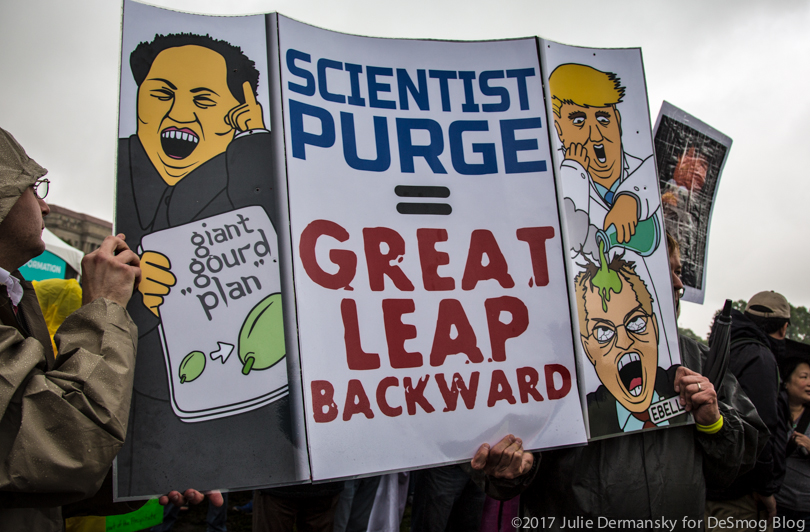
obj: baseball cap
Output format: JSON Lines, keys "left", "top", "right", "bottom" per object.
{"left": 746, "top": 291, "right": 791, "bottom": 320}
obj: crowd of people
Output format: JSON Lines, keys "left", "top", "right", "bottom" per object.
{"left": 0, "top": 113, "right": 808, "bottom": 531}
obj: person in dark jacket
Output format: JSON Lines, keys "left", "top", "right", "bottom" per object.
{"left": 775, "top": 357, "right": 810, "bottom": 528}
{"left": 469, "top": 235, "right": 767, "bottom": 530}
{"left": 706, "top": 291, "right": 792, "bottom": 529}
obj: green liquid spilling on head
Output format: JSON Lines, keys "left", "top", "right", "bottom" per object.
{"left": 592, "top": 240, "right": 622, "bottom": 312}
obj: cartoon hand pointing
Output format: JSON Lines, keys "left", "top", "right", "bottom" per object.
{"left": 138, "top": 251, "right": 177, "bottom": 317}
{"left": 226, "top": 81, "right": 265, "bottom": 132}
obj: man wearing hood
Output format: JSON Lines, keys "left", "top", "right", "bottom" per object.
{"left": 706, "top": 291, "right": 792, "bottom": 530}
{"left": 0, "top": 127, "right": 141, "bottom": 531}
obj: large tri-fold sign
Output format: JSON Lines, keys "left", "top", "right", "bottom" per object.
{"left": 114, "top": 0, "right": 684, "bottom": 497}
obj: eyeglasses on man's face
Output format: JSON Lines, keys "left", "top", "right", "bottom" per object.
{"left": 33, "top": 178, "right": 49, "bottom": 200}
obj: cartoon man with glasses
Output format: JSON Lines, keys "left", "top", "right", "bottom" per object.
{"left": 574, "top": 258, "right": 685, "bottom": 437}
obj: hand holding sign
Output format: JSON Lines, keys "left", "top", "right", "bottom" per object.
{"left": 226, "top": 81, "right": 265, "bottom": 132}
{"left": 138, "top": 251, "right": 176, "bottom": 317}
{"left": 674, "top": 366, "right": 719, "bottom": 426}
{"left": 471, "top": 434, "right": 534, "bottom": 480}
{"left": 81, "top": 234, "right": 141, "bottom": 308}
{"left": 160, "top": 489, "right": 224, "bottom": 508}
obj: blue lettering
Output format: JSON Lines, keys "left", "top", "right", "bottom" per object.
{"left": 317, "top": 58, "right": 345, "bottom": 104}
{"left": 459, "top": 71, "right": 479, "bottom": 113}
{"left": 479, "top": 71, "right": 510, "bottom": 112}
{"left": 346, "top": 63, "right": 366, "bottom": 107}
{"left": 397, "top": 69, "right": 429, "bottom": 111}
{"left": 341, "top": 113, "right": 391, "bottom": 172}
{"left": 506, "top": 68, "right": 535, "bottom": 111}
{"left": 396, "top": 118, "right": 447, "bottom": 174}
{"left": 289, "top": 100, "right": 335, "bottom": 159}
{"left": 428, "top": 70, "right": 457, "bottom": 112}
{"left": 286, "top": 49, "right": 315, "bottom": 96}
{"left": 500, "top": 117, "right": 547, "bottom": 174}
{"left": 367, "top": 66, "right": 396, "bottom": 109}
{"left": 449, "top": 121, "right": 497, "bottom": 175}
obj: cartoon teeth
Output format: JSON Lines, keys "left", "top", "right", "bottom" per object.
{"left": 593, "top": 144, "right": 606, "bottom": 163}
{"left": 160, "top": 128, "right": 200, "bottom": 159}
{"left": 618, "top": 352, "right": 643, "bottom": 397}
{"left": 617, "top": 352, "right": 640, "bottom": 371}
{"left": 161, "top": 129, "right": 199, "bottom": 143}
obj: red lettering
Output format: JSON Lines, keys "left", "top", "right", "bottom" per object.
{"left": 376, "top": 376, "right": 402, "bottom": 417}
{"left": 487, "top": 369, "right": 516, "bottom": 407}
{"left": 436, "top": 372, "right": 479, "bottom": 412}
{"left": 343, "top": 379, "right": 374, "bottom": 421}
{"left": 299, "top": 220, "right": 356, "bottom": 290}
{"left": 417, "top": 228, "right": 454, "bottom": 291}
{"left": 363, "top": 227, "right": 414, "bottom": 291}
{"left": 383, "top": 299, "right": 423, "bottom": 368}
{"left": 516, "top": 367, "right": 544, "bottom": 403}
{"left": 516, "top": 227, "right": 554, "bottom": 287}
{"left": 545, "top": 364, "right": 572, "bottom": 400}
{"left": 485, "top": 296, "right": 529, "bottom": 362}
{"left": 341, "top": 299, "right": 380, "bottom": 370}
{"left": 461, "top": 230, "right": 514, "bottom": 290}
{"left": 404, "top": 375, "right": 435, "bottom": 415}
{"left": 311, "top": 380, "right": 338, "bottom": 422}
{"left": 430, "top": 299, "right": 484, "bottom": 367}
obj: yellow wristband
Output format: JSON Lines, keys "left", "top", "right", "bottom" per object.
{"left": 696, "top": 415, "right": 723, "bottom": 435}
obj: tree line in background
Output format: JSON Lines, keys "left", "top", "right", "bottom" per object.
{"left": 679, "top": 300, "right": 810, "bottom": 345}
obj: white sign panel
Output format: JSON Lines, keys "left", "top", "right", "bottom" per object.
{"left": 141, "top": 207, "right": 288, "bottom": 422}
{"left": 279, "top": 17, "right": 586, "bottom": 480}
{"left": 539, "top": 41, "right": 685, "bottom": 440}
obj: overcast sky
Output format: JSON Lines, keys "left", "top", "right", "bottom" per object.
{"left": 1, "top": 0, "right": 808, "bottom": 336}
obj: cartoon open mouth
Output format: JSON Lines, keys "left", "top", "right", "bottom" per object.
{"left": 161, "top": 127, "right": 199, "bottom": 159}
{"left": 618, "top": 352, "right": 643, "bottom": 397}
{"left": 593, "top": 144, "right": 607, "bottom": 164}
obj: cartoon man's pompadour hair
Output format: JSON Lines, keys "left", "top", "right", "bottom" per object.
{"left": 574, "top": 258, "right": 654, "bottom": 337}
{"left": 130, "top": 33, "right": 260, "bottom": 105}
{"left": 548, "top": 63, "right": 626, "bottom": 118}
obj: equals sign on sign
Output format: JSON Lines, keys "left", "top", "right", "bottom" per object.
{"left": 395, "top": 185, "right": 451, "bottom": 215}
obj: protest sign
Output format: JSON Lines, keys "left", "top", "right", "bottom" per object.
{"left": 114, "top": 1, "right": 683, "bottom": 494}
{"left": 114, "top": 1, "right": 306, "bottom": 499}
{"left": 539, "top": 41, "right": 685, "bottom": 440}
{"left": 654, "top": 101, "right": 732, "bottom": 304}
{"left": 279, "top": 17, "right": 586, "bottom": 480}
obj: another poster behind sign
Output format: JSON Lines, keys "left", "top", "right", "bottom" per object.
{"left": 20, "top": 250, "right": 66, "bottom": 281}
{"left": 654, "top": 101, "right": 731, "bottom": 305}
{"left": 115, "top": 1, "right": 307, "bottom": 498}
{"left": 279, "top": 17, "right": 586, "bottom": 480}
{"left": 539, "top": 41, "right": 685, "bottom": 440}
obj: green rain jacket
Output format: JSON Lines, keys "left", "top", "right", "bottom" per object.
{"left": 0, "top": 127, "right": 139, "bottom": 531}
